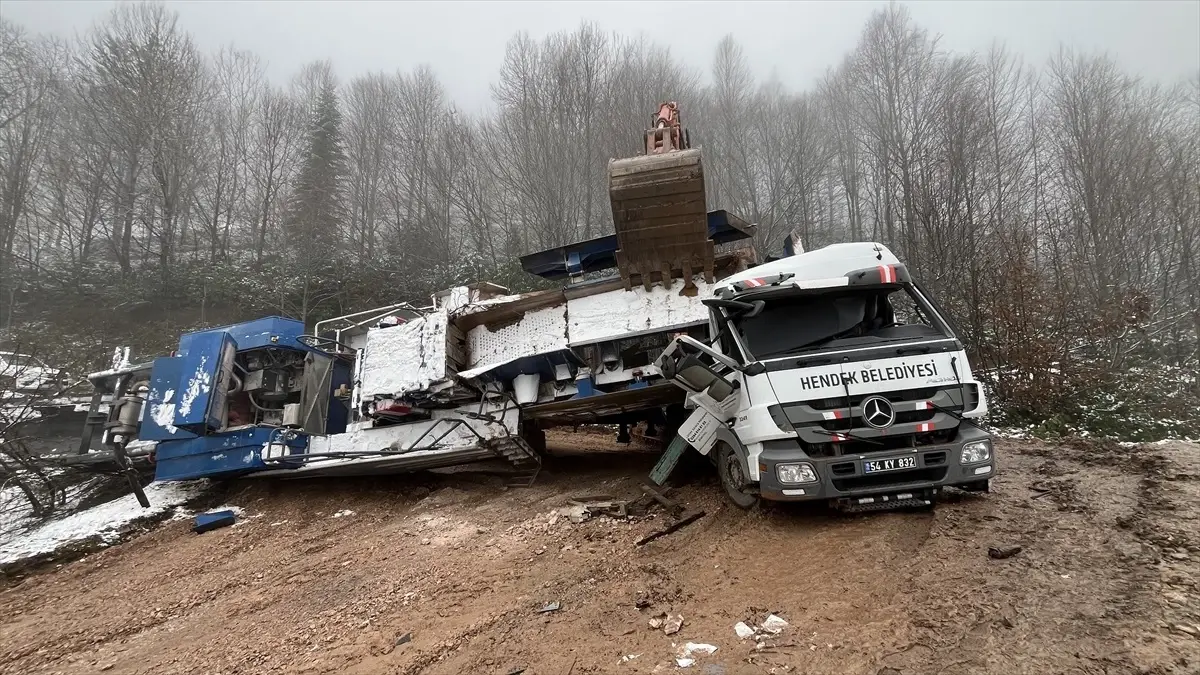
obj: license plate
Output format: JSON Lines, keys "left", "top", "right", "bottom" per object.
{"left": 863, "top": 456, "right": 917, "bottom": 473}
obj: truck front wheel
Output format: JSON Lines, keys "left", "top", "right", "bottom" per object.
{"left": 716, "top": 443, "right": 759, "bottom": 509}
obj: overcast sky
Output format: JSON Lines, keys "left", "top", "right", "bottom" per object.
{"left": 4, "top": 1, "right": 1197, "bottom": 113}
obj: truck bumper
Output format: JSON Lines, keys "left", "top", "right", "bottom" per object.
{"left": 756, "top": 426, "right": 994, "bottom": 503}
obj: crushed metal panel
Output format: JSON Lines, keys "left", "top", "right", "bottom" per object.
{"left": 522, "top": 381, "right": 684, "bottom": 424}
{"left": 465, "top": 303, "right": 569, "bottom": 370}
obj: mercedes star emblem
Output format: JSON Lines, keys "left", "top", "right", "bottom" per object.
{"left": 861, "top": 395, "right": 896, "bottom": 429}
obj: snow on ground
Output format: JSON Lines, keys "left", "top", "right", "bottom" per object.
{"left": 0, "top": 480, "right": 211, "bottom": 566}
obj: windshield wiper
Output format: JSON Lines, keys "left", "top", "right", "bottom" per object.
{"left": 755, "top": 329, "right": 858, "bottom": 360}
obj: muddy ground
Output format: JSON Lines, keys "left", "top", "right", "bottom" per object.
{"left": 0, "top": 434, "right": 1197, "bottom": 675}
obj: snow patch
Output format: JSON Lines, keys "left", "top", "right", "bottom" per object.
{"left": 177, "top": 356, "right": 211, "bottom": 419}
{"left": 0, "top": 480, "right": 212, "bottom": 566}
{"left": 151, "top": 388, "right": 178, "bottom": 434}
{"left": 566, "top": 276, "right": 715, "bottom": 345}
{"left": 358, "top": 312, "right": 450, "bottom": 397}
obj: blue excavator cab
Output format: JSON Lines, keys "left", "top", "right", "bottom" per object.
{"left": 140, "top": 317, "right": 352, "bottom": 481}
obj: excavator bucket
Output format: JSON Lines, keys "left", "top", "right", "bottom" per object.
{"left": 609, "top": 104, "right": 714, "bottom": 294}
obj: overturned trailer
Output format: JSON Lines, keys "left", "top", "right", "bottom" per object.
{"left": 75, "top": 211, "right": 758, "bottom": 486}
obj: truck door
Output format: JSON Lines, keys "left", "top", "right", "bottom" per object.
{"left": 656, "top": 336, "right": 741, "bottom": 421}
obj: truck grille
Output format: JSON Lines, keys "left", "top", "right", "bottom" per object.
{"left": 783, "top": 385, "right": 976, "bottom": 457}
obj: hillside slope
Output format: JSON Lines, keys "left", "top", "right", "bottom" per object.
{"left": 1, "top": 437, "right": 1197, "bottom": 675}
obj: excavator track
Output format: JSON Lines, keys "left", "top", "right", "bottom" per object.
{"left": 609, "top": 103, "right": 714, "bottom": 294}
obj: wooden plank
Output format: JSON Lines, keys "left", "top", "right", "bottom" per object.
{"left": 635, "top": 510, "right": 705, "bottom": 546}
{"left": 452, "top": 288, "right": 566, "bottom": 332}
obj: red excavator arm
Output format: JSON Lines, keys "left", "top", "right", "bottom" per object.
{"left": 644, "top": 102, "right": 690, "bottom": 155}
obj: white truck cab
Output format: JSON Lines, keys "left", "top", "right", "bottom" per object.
{"left": 656, "top": 242, "right": 994, "bottom": 511}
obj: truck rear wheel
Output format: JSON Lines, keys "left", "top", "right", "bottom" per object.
{"left": 716, "top": 443, "right": 758, "bottom": 509}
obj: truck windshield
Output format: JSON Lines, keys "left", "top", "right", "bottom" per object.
{"left": 733, "top": 288, "right": 945, "bottom": 360}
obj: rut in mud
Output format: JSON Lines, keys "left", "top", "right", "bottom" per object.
{"left": 0, "top": 436, "right": 1197, "bottom": 675}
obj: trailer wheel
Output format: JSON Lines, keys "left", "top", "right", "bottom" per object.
{"left": 716, "top": 442, "right": 758, "bottom": 509}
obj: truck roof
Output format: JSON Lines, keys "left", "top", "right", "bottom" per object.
{"left": 720, "top": 242, "right": 902, "bottom": 294}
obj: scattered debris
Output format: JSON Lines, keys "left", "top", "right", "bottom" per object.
{"left": 193, "top": 510, "right": 236, "bottom": 534}
{"left": 682, "top": 643, "right": 718, "bottom": 656}
{"left": 634, "top": 593, "right": 652, "bottom": 609}
{"left": 395, "top": 631, "right": 412, "bottom": 646}
{"left": 562, "top": 504, "right": 590, "bottom": 524}
{"left": 566, "top": 495, "right": 629, "bottom": 521}
{"left": 761, "top": 614, "right": 789, "bottom": 634}
{"left": 331, "top": 509, "right": 356, "bottom": 518}
{"left": 988, "top": 545, "right": 1023, "bottom": 559}
{"left": 636, "top": 510, "right": 706, "bottom": 546}
{"left": 676, "top": 642, "right": 718, "bottom": 667}
{"left": 648, "top": 614, "right": 665, "bottom": 630}
{"left": 734, "top": 614, "right": 792, "bottom": 642}
{"left": 618, "top": 653, "right": 641, "bottom": 664}
{"left": 640, "top": 483, "right": 684, "bottom": 518}
{"left": 537, "top": 601, "right": 561, "bottom": 614}
{"left": 664, "top": 613, "right": 684, "bottom": 635}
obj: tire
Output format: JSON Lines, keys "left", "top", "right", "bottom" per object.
{"left": 716, "top": 442, "right": 758, "bottom": 509}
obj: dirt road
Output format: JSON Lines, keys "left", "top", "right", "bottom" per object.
{"left": 1, "top": 436, "right": 1197, "bottom": 675}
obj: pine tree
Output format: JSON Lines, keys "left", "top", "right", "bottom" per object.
{"left": 283, "top": 81, "right": 347, "bottom": 257}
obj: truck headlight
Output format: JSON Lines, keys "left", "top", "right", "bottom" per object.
{"left": 960, "top": 440, "right": 991, "bottom": 464}
{"left": 777, "top": 462, "right": 818, "bottom": 484}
